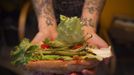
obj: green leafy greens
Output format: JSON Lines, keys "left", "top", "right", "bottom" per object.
{"left": 10, "top": 39, "right": 38, "bottom": 65}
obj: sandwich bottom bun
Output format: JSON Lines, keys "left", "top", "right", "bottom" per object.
{"left": 25, "top": 60, "right": 99, "bottom": 74}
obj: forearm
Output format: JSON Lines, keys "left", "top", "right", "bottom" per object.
{"left": 32, "top": 0, "right": 57, "bottom": 31}
{"left": 81, "top": 0, "right": 106, "bottom": 31}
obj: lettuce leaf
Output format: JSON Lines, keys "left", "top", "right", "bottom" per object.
{"left": 10, "top": 39, "right": 38, "bottom": 65}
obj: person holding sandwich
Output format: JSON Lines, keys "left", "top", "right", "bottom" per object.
{"left": 31, "top": 0, "right": 108, "bottom": 75}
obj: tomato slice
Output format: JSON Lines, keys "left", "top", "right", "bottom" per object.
{"left": 72, "top": 44, "right": 82, "bottom": 49}
{"left": 41, "top": 44, "right": 50, "bottom": 49}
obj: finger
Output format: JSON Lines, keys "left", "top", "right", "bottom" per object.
{"left": 50, "top": 30, "right": 58, "bottom": 41}
{"left": 82, "top": 69, "right": 95, "bottom": 75}
{"left": 69, "top": 73, "right": 77, "bottom": 75}
{"left": 84, "top": 33, "right": 93, "bottom": 42}
{"left": 82, "top": 26, "right": 94, "bottom": 42}
{"left": 48, "top": 25, "right": 58, "bottom": 41}
{"left": 69, "top": 72, "right": 83, "bottom": 75}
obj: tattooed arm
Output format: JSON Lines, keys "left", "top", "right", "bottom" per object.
{"left": 32, "top": 0, "right": 57, "bottom": 45}
{"left": 80, "top": 1, "right": 108, "bottom": 74}
{"left": 81, "top": 0, "right": 108, "bottom": 48}
{"left": 81, "top": 0, "right": 106, "bottom": 31}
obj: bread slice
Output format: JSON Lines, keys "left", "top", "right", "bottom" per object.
{"left": 25, "top": 60, "right": 99, "bottom": 74}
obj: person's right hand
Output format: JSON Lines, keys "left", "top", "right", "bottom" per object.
{"left": 32, "top": 25, "right": 58, "bottom": 45}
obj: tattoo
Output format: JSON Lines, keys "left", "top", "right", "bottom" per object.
{"left": 32, "top": 0, "right": 52, "bottom": 15}
{"left": 81, "top": 17, "right": 95, "bottom": 27}
{"left": 43, "top": 0, "right": 54, "bottom": 16}
{"left": 88, "top": 6, "right": 95, "bottom": 14}
{"left": 32, "top": 0, "right": 55, "bottom": 26}
{"left": 82, "top": 0, "right": 105, "bottom": 28}
{"left": 45, "top": 16, "right": 54, "bottom": 26}
{"left": 84, "top": 0, "right": 105, "bottom": 14}
{"left": 32, "top": 0, "right": 44, "bottom": 15}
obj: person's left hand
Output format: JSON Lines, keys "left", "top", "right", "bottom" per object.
{"left": 82, "top": 26, "right": 108, "bottom": 48}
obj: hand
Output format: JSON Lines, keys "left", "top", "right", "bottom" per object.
{"left": 82, "top": 26, "right": 108, "bottom": 48}
{"left": 32, "top": 25, "right": 58, "bottom": 45}
{"left": 69, "top": 69, "right": 96, "bottom": 75}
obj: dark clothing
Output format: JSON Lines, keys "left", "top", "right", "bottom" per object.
{"left": 53, "top": 0, "right": 84, "bottom": 23}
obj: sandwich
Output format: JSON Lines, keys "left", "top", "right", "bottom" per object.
{"left": 10, "top": 15, "right": 111, "bottom": 74}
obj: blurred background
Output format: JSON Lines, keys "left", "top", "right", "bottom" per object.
{"left": 0, "top": 0, "right": 134, "bottom": 75}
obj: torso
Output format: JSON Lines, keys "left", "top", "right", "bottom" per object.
{"left": 53, "top": 0, "right": 84, "bottom": 23}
